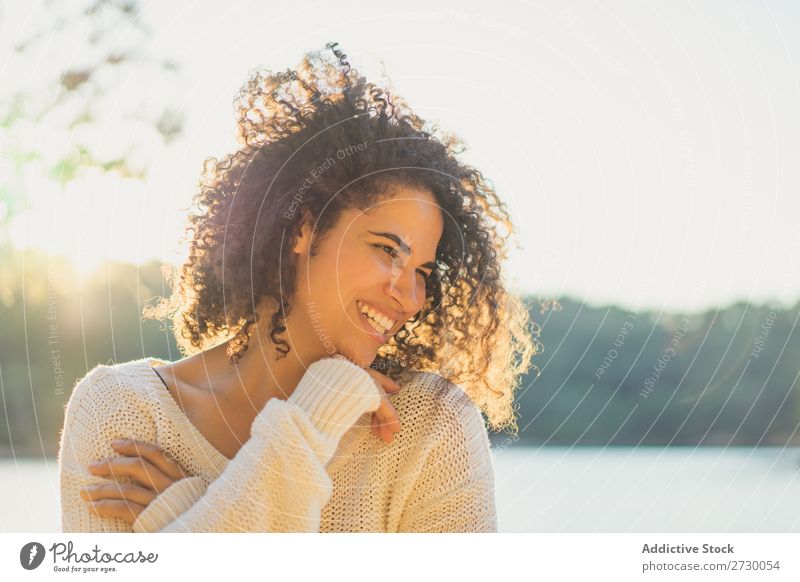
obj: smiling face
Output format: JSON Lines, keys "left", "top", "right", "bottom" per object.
{"left": 286, "top": 183, "right": 444, "bottom": 368}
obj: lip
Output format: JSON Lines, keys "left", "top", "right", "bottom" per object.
{"left": 359, "top": 299, "right": 403, "bottom": 324}
{"left": 357, "top": 302, "right": 391, "bottom": 344}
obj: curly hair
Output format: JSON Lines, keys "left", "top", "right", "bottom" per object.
{"left": 145, "top": 43, "right": 541, "bottom": 434}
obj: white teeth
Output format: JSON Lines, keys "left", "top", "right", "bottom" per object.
{"left": 358, "top": 300, "right": 395, "bottom": 334}
{"left": 365, "top": 314, "right": 385, "bottom": 334}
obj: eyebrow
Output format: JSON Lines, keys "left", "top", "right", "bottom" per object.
{"left": 367, "top": 230, "right": 437, "bottom": 271}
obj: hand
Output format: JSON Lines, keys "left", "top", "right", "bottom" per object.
{"left": 361, "top": 365, "right": 404, "bottom": 444}
{"left": 80, "top": 438, "right": 190, "bottom": 524}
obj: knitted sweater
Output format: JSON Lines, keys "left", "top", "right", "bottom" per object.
{"left": 58, "top": 355, "right": 497, "bottom": 533}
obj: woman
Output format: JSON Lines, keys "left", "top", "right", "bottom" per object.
{"left": 58, "top": 43, "right": 538, "bottom": 533}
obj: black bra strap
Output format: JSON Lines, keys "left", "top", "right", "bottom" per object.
{"left": 153, "top": 367, "right": 169, "bottom": 390}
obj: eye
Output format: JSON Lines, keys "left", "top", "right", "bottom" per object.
{"left": 373, "top": 243, "right": 432, "bottom": 281}
{"left": 375, "top": 243, "right": 399, "bottom": 259}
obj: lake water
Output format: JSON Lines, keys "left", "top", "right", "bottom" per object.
{"left": 3, "top": 447, "right": 799, "bottom": 532}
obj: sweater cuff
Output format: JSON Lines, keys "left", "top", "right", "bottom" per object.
{"left": 281, "top": 356, "right": 381, "bottom": 452}
{"left": 132, "top": 476, "right": 207, "bottom": 533}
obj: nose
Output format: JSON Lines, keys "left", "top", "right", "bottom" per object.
{"left": 386, "top": 261, "right": 424, "bottom": 316}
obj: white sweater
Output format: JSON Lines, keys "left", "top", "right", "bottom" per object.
{"left": 58, "top": 355, "right": 497, "bottom": 532}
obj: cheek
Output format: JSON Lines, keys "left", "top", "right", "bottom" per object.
{"left": 338, "top": 247, "right": 392, "bottom": 285}
{"left": 307, "top": 245, "right": 345, "bottom": 286}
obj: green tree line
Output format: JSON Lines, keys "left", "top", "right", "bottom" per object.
{"left": 0, "top": 248, "right": 798, "bottom": 456}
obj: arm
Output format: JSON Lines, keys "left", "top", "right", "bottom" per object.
{"left": 60, "top": 366, "right": 138, "bottom": 532}
{"left": 136, "top": 355, "right": 380, "bottom": 532}
{"left": 60, "top": 356, "right": 380, "bottom": 532}
{"left": 397, "top": 390, "right": 498, "bottom": 533}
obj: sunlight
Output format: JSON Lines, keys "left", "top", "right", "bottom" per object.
{"left": 2, "top": 0, "right": 799, "bottom": 312}
{"left": 9, "top": 168, "right": 166, "bottom": 278}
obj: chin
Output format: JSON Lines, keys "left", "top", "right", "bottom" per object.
{"left": 340, "top": 347, "right": 376, "bottom": 368}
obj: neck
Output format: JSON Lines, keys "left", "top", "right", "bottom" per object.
{"left": 167, "top": 330, "right": 320, "bottom": 411}
{"left": 166, "top": 298, "right": 334, "bottom": 406}
{"left": 215, "top": 334, "right": 320, "bottom": 408}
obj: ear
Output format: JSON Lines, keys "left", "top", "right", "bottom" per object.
{"left": 292, "top": 209, "right": 313, "bottom": 255}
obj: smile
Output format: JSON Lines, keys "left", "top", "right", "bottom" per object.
{"left": 357, "top": 300, "right": 397, "bottom": 341}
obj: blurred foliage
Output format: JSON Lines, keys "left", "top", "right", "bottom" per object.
{"left": 489, "top": 296, "right": 800, "bottom": 448}
{"left": 1, "top": 1, "right": 798, "bottom": 456}
{"left": 0, "top": 248, "right": 180, "bottom": 456}
{"left": 0, "top": 247, "right": 798, "bottom": 456}
{"left": 0, "top": 0, "right": 184, "bottom": 236}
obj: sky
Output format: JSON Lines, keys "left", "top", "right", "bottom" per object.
{"left": 3, "top": 0, "right": 800, "bottom": 313}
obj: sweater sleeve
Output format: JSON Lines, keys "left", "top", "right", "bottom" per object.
{"left": 60, "top": 355, "right": 381, "bottom": 533}
{"left": 59, "top": 366, "right": 138, "bottom": 533}
{"left": 396, "top": 387, "right": 498, "bottom": 533}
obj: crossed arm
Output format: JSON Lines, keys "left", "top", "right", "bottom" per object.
{"left": 59, "top": 361, "right": 497, "bottom": 533}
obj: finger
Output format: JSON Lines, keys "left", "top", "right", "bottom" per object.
{"left": 88, "top": 456, "right": 173, "bottom": 493}
{"left": 110, "top": 439, "right": 188, "bottom": 481}
{"left": 372, "top": 413, "right": 386, "bottom": 441}
{"left": 85, "top": 499, "right": 146, "bottom": 524}
{"left": 371, "top": 413, "right": 380, "bottom": 440}
{"left": 110, "top": 438, "right": 187, "bottom": 480}
{"left": 364, "top": 368, "right": 402, "bottom": 395}
{"left": 365, "top": 375, "right": 400, "bottom": 426}
{"left": 371, "top": 399, "right": 402, "bottom": 443}
{"left": 80, "top": 482, "right": 157, "bottom": 507}
{"left": 374, "top": 397, "right": 402, "bottom": 430}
